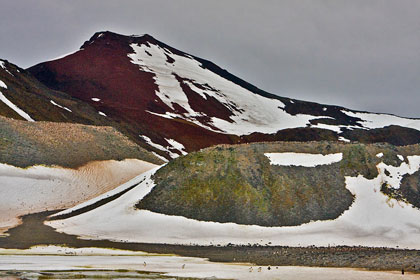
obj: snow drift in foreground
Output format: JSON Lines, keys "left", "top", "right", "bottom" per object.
{"left": 0, "top": 159, "right": 157, "bottom": 234}
{"left": 48, "top": 153, "right": 420, "bottom": 249}
{"left": 265, "top": 152, "right": 343, "bottom": 167}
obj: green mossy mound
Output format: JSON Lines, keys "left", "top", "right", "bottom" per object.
{"left": 137, "top": 141, "right": 420, "bottom": 226}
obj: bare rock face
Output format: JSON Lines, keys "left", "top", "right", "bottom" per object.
{"left": 0, "top": 59, "right": 112, "bottom": 125}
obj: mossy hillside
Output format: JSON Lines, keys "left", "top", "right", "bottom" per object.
{"left": 395, "top": 170, "right": 420, "bottom": 209}
{"left": 137, "top": 141, "right": 420, "bottom": 226}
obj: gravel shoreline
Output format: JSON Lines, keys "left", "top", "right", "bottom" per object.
{"left": 0, "top": 211, "right": 419, "bottom": 274}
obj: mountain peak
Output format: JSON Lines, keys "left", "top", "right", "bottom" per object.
{"left": 27, "top": 31, "right": 420, "bottom": 160}
{"left": 81, "top": 31, "right": 159, "bottom": 50}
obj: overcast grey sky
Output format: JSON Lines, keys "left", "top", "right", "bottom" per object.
{"left": 1, "top": 0, "right": 420, "bottom": 117}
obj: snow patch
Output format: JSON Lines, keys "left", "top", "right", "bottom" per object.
{"left": 140, "top": 135, "right": 185, "bottom": 158}
{"left": 311, "top": 123, "right": 342, "bottom": 133}
{"left": 98, "top": 111, "right": 107, "bottom": 116}
{"left": 0, "top": 80, "right": 7, "bottom": 89}
{"left": 0, "top": 91, "right": 34, "bottom": 121}
{"left": 338, "top": 136, "right": 351, "bottom": 143}
{"left": 343, "top": 110, "right": 420, "bottom": 131}
{"left": 265, "top": 152, "right": 343, "bottom": 167}
{"left": 151, "top": 152, "right": 169, "bottom": 162}
{"left": 128, "top": 44, "right": 202, "bottom": 117}
{"left": 0, "top": 61, "right": 13, "bottom": 76}
{"left": 146, "top": 110, "right": 175, "bottom": 119}
{"left": 91, "top": 98, "right": 101, "bottom": 102}
{"left": 398, "top": 155, "right": 404, "bottom": 161}
{"left": 166, "top": 138, "right": 187, "bottom": 155}
{"left": 376, "top": 156, "right": 419, "bottom": 189}
{"left": 376, "top": 152, "right": 384, "bottom": 158}
{"left": 50, "top": 100, "right": 72, "bottom": 112}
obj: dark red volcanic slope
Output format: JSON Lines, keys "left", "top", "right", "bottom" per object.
{"left": 0, "top": 58, "right": 114, "bottom": 126}
{"left": 27, "top": 31, "right": 420, "bottom": 159}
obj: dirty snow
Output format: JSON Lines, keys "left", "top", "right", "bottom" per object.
{"left": 0, "top": 91, "right": 34, "bottom": 121}
{"left": 50, "top": 100, "right": 72, "bottom": 112}
{"left": 140, "top": 135, "right": 167, "bottom": 152}
{"left": 51, "top": 166, "right": 161, "bottom": 218}
{"left": 265, "top": 153, "right": 343, "bottom": 167}
{"left": 49, "top": 156, "right": 420, "bottom": 249}
{"left": 166, "top": 138, "right": 187, "bottom": 155}
{"left": 338, "top": 136, "right": 351, "bottom": 143}
{"left": 0, "top": 159, "right": 157, "bottom": 234}
{"left": 151, "top": 151, "right": 169, "bottom": 162}
{"left": 140, "top": 135, "right": 185, "bottom": 158}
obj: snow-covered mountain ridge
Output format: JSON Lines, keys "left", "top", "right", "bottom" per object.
{"left": 27, "top": 31, "right": 420, "bottom": 159}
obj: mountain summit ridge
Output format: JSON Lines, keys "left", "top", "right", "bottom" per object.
{"left": 19, "top": 30, "right": 420, "bottom": 158}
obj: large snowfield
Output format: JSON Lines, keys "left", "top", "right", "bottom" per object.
{"left": 48, "top": 153, "right": 420, "bottom": 249}
{"left": 127, "top": 41, "right": 420, "bottom": 137}
{"left": 0, "top": 159, "right": 157, "bottom": 234}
